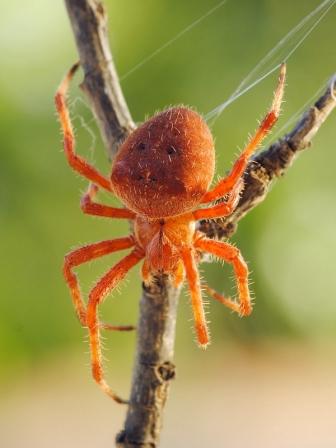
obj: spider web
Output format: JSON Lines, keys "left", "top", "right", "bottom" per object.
{"left": 117, "top": 0, "right": 335, "bottom": 121}
{"left": 119, "top": 0, "right": 229, "bottom": 81}
{"left": 205, "top": 0, "right": 336, "bottom": 123}
{"left": 74, "top": 0, "right": 336, "bottom": 157}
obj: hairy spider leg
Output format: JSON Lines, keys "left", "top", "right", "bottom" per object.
{"left": 173, "top": 260, "right": 185, "bottom": 288}
{"left": 201, "top": 63, "right": 286, "bottom": 204}
{"left": 55, "top": 63, "right": 112, "bottom": 193}
{"left": 193, "top": 179, "right": 243, "bottom": 220}
{"left": 86, "top": 249, "right": 144, "bottom": 403}
{"left": 204, "top": 285, "right": 241, "bottom": 314}
{"left": 195, "top": 238, "right": 252, "bottom": 316}
{"left": 181, "top": 247, "right": 209, "bottom": 348}
{"left": 63, "top": 236, "right": 135, "bottom": 330}
{"left": 81, "top": 183, "right": 136, "bottom": 219}
{"left": 141, "top": 259, "right": 151, "bottom": 285}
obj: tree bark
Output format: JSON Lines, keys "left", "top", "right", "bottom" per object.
{"left": 64, "top": 0, "right": 135, "bottom": 159}
{"left": 63, "top": 1, "right": 336, "bottom": 446}
{"left": 116, "top": 276, "right": 180, "bottom": 447}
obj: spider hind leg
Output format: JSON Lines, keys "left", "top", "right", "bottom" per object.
{"left": 63, "top": 236, "right": 136, "bottom": 330}
{"left": 181, "top": 247, "right": 209, "bottom": 348}
{"left": 86, "top": 248, "right": 144, "bottom": 403}
{"left": 195, "top": 238, "right": 252, "bottom": 317}
{"left": 205, "top": 285, "right": 241, "bottom": 315}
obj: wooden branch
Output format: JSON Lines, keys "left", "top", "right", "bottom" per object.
{"left": 64, "top": 1, "right": 179, "bottom": 446}
{"left": 116, "top": 277, "right": 180, "bottom": 447}
{"left": 64, "top": 0, "right": 135, "bottom": 159}
{"left": 63, "top": 1, "right": 336, "bottom": 446}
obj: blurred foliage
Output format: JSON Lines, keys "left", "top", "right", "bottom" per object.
{"left": 1, "top": 0, "right": 336, "bottom": 381}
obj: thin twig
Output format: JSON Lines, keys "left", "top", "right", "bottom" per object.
{"left": 63, "top": 1, "right": 336, "bottom": 447}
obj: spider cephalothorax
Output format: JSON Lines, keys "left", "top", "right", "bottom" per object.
{"left": 55, "top": 62, "right": 286, "bottom": 403}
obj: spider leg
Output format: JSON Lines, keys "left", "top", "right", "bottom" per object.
{"left": 63, "top": 236, "right": 135, "bottom": 330}
{"left": 193, "top": 179, "right": 243, "bottom": 220}
{"left": 86, "top": 248, "right": 144, "bottom": 403}
{"left": 173, "top": 259, "right": 185, "bottom": 288}
{"left": 180, "top": 247, "right": 209, "bottom": 348}
{"left": 195, "top": 238, "right": 252, "bottom": 316}
{"left": 204, "top": 285, "right": 240, "bottom": 314}
{"left": 81, "top": 183, "right": 136, "bottom": 219}
{"left": 141, "top": 259, "right": 153, "bottom": 286}
{"left": 201, "top": 63, "right": 286, "bottom": 204}
{"left": 55, "top": 63, "right": 112, "bottom": 193}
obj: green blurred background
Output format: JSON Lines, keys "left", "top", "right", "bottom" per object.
{"left": 1, "top": 0, "right": 336, "bottom": 446}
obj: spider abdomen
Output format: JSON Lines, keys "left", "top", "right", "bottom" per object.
{"left": 111, "top": 107, "right": 215, "bottom": 218}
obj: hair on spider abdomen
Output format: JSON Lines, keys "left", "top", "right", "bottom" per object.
{"left": 111, "top": 107, "right": 215, "bottom": 218}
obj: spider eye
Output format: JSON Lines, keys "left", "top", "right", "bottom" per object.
{"left": 167, "top": 146, "right": 177, "bottom": 155}
{"left": 137, "top": 142, "right": 146, "bottom": 151}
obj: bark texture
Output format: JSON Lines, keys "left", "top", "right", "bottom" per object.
{"left": 116, "top": 277, "right": 180, "bottom": 447}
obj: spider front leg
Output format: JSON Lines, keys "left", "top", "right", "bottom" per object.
{"left": 81, "top": 183, "right": 136, "bottom": 219}
{"left": 193, "top": 179, "right": 243, "bottom": 220}
{"left": 86, "top": 248, "right": 144, "bottom": 403}
{"left": 55, "top": 63, "right": 112, "bottom": 193}
{"left": 201, "top": 63, "right": 286, "bottom": 204}
{"left": 181, "top": 247, "right": 209, "bottom": 347}
{"left": 195, "top": 238, "right": 252, "bottom": 316}
{"left": 63, "top": 236, "right": 136, "bottom": 330}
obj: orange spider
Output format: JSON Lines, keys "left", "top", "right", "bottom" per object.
{"left": 55, "top": 62, "right": 286, "bottom": 403}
